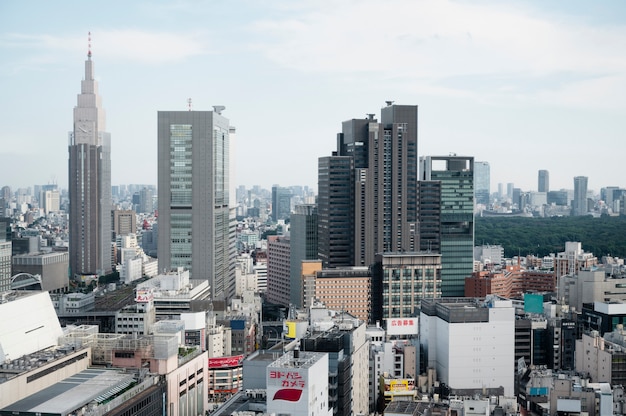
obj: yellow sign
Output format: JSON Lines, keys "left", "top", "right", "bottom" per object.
{"left": 285, "top": 321, "right": 297, "bottom": 339}
{"left": 386, "top": 379, "right": 415, "bottom": 392}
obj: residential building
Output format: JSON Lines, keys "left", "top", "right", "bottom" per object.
{"left": 68, "top": 48, "right": 112, "bottom": 279}
{"left": 419, "top": 155, "right": 475, "bottom": 297}
{"left": 465, "top": 265, "right": 555, "bottom": 298}
{"left": 555, "top": 241, "right": 597, "bottom": 278}
{"left": 157, "top": 109, "right": 235, "bottom": 300}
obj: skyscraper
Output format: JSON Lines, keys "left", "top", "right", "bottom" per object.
{"left": 419, "top": 156, "right": 474, "bottom": 297}
{"left": 0, "top": 226, "right": 10, "bottom": 292}
{"left": 474, "top": 161, "right": 490, "bottom": 206}
{"left": 68, "top": 47, "right": 112, "bottom": 279}
{"left": 157, "top": 109, "right": 235, "bottom": 300}
{"left": 538, "top": 170, "right": 549, "bottom": 193}
{"left": 290, "top": 204, "right": 318, "bottom": 308}
{"left": 573, "top": 176, "right": 589, "bottom": 216}
{"left": 139, "top": 187, "right": 154, "bottom": 214}
{"left": 369, "top": 104, "right": 419, "bottom": 263}
{"left": 317, "top": 103, "right": 419, "bottom": 272}
{"left": 271, "top": 185, "right": 292, "bottom": 222}
{"left": 317, "top": 155, "right": 354, "bottom": 268}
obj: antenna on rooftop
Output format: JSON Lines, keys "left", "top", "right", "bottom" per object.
{"left": 87, "top": 32, "right": 92, "bottom": 58}
{"left": 187, "top": 98, "right": 192, "bottom": 111}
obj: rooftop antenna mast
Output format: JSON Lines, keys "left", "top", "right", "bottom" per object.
{"left": 187, "top": 98, "right": 192, "bottom": 111}
{"left": 87, "top": 32, "right": 92, "bottom": 58}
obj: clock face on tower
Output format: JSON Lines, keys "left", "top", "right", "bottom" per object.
{"left": 76, "top": 121, "right": 93, "bottom": 134}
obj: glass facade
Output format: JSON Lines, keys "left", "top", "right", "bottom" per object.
{"left": 420, "top": 156, "right": 475, "bottom": 297}
{"left": 170, "top": 124, "right": 193, "bottom": 206}
{"left": 474, "top": 161, "right": 490, "bottom": 206}
{"left": 170, "top": 213, "right": 192, "bottom": 270}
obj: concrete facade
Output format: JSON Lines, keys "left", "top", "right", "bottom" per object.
{"left": 420, "top": 297, "right": 515, "bottom": 396}
{"left": 157, "top": 110, "right": 235, "bottom": 300}
{"left": 68, "top": 52, "right": 112, "bottom": 278}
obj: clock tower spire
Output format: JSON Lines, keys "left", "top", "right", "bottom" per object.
{"left": 68, "top": 33, "right": 112, "bottom": 280}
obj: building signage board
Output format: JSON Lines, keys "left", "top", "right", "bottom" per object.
{"left": 386, "top": 318, "right": 418, "bottom": 336}
{"left": 209, "top": 355, "right": 244, "bottom": 368}
{"left": 135, "top": 289, "right": 154, "bottom": 303}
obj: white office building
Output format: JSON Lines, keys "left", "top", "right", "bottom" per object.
{"left": 420, "top": 297, "right": 515, "bottom": 396}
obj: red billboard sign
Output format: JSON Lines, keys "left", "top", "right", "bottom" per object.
{"left": 209, "top": 355, "right": 244, "bottom": 368}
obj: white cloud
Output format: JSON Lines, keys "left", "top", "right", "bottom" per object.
{"left": 249, "top": 0, "right": 626, "bottom": 106}
{"left": 0, "top": 29, "right": 212, "bottom": 66}
{"left": 94, "top": 30, "right": 212, "bottom": 63}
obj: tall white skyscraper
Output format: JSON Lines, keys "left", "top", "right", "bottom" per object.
{"left": 68, "top": 43, "right": 112, "bottom": 279}
{"left": 157, "top": 109, "right": 236, "bottom": 300}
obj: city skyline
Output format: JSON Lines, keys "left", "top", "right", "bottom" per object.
{"left": 1, "top": 1, "right": 626, "bottom": 193}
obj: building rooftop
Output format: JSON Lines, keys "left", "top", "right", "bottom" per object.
{"left": 0, "top": 345, "right": 84, "bottom": 385}
{"left": 269, "top": 350, "right": 325, "bottom": 370}
{"left": 0, "top": 367, "right": 134, "bottom": 414}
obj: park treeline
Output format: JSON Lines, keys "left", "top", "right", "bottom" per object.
{"left": 474, "top": 215, "right": 626, "bottom": 258}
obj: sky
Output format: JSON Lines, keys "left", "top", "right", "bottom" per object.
{"left": 1, "top": 0, "right": 625, "bottom": 195}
